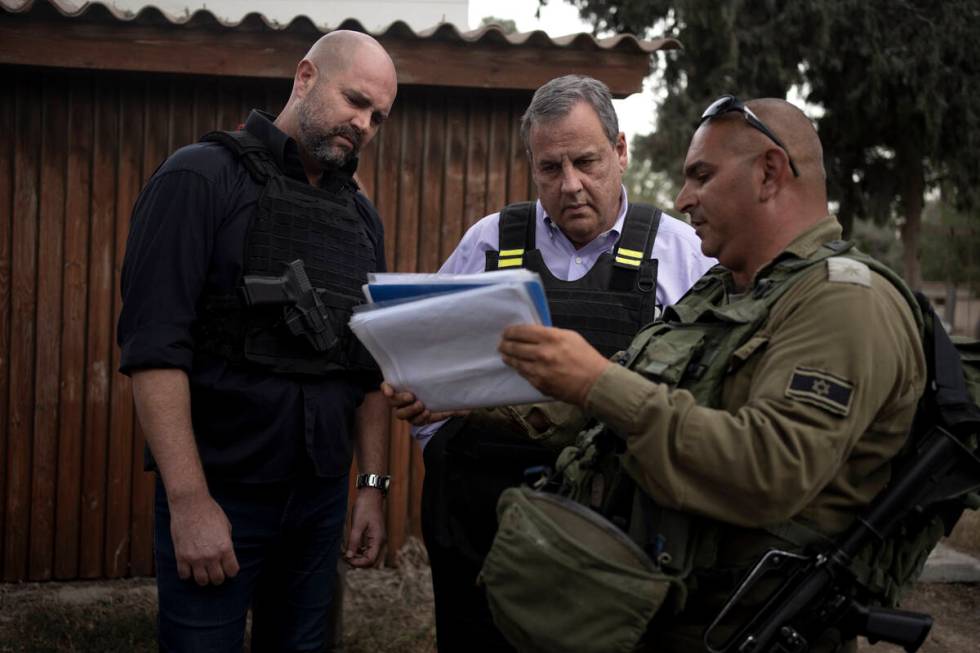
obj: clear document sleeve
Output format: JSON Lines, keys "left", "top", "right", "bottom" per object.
{"left": 349, "top": 278, "right": 552, "bottom": 412}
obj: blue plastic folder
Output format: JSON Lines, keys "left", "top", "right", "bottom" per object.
{"left": 361, "top": 270, "right": 551, "bottom": 325}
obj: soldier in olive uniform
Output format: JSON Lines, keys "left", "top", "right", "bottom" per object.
{"left": 496, "top": 97, "right": 926, "bottom": 651}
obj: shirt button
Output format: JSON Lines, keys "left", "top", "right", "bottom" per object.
{"left": 575, "top": 257, "right": 583, "bottom": 265}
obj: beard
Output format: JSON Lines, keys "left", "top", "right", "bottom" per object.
{"left": 296, "top": 100, "right": 362, "bottom": 170}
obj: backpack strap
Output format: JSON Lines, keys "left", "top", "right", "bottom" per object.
{"left": 914, "top": 292, "right": 980, "bottom": 431}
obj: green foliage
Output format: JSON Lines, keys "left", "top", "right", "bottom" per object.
{"left": 920, "top": 200, "right": 980, "bottom": 290}
{"left": 807, "top": 1, "right": 980, "bottom": 233}
{"left": 480, "top": 15, "right": 519, "bottom": 34}
{"left": 559, "top": 0, "right": 980, "bottom": 286}
{"left": 796, "top": 198, "right": 978, "bottom": 288}
{"left": 564, "top": 0, "right": 818, "bottom": 187}
{"left": 850, "top": 217, "right": 902, "bottom": 275}
{"left": 622, "top": 156, "right": 683, "bottom": 219}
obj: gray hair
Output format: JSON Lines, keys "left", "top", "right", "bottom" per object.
{"left": 520, "top": 75, "right": 620, "bottom": 152}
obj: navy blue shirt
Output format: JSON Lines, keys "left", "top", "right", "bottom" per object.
{"left": 118, "top": 110, "right": 386, "bottom": 482}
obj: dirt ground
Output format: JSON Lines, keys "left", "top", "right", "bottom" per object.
{"left": 860, "top": 510, "right": 980, "bottom": 653}
{"left": 944, "top": 507, "right": 980, "bottom": 558}
{"left": 0, "top": 539, "right": 437, "bottom": 653}
{"left": 858, "top": 582, "right": 980, "bottom": 653}
{"left": 0, "top": 528, "right": 977, "bottom": 653}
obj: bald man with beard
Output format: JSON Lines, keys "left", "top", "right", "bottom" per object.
{"left": 117, "top": 31, "right": 397, "bottom": 652}
{"left": 492, "top": 97, "right": 925, "bottom": 652}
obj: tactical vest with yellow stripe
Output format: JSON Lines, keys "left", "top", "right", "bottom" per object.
{"left": 484, "top": 202, "right": 663, "bottom": 358}
{"left": 562, "top": 238, "right": 923, "bottom": 612}
{"left": 192, "top": 129, "right": 380, "bottom": 376}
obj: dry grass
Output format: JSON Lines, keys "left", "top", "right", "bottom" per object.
{"left": 342, "top": 537, "right": 436, "bottom": 653}
{"left": 1, "top": 532, "right": 978, "bottom": 653}
{"left": 0, "top": 580, "right": 158, "bottom": 652}
{"left": 0, "top": 538, "right": 436, "bottom": 653}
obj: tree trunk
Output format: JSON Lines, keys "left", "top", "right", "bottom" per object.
{"left": 837, "top": 211, "right": 854, "bottom": 240}
{"left": 944, "top": 283, "right": 957, "bottom": 331}
{"left": 900, "top": 205, "right": 923, "bottom": 291}
{"left": 898, "top": 153, "right": 925, "bottom": 291}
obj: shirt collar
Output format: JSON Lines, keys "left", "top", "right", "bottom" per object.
{"left": 243, "top": 109, "right": 360, "bottom": 187}
{"left": 244, "top": 110, "right": 304, "bottom": 181}
{"left": 540, "top": 185, "right": 629, "bottom": 245}
{"left": 780, "top": 216, "right": 844, "bottom": 259}
{"left": 741, "top": 215, "right": 843, "bottom": 290}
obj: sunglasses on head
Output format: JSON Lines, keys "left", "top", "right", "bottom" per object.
{"left": 697, "top": 95, "right": 800, "bottom": 177}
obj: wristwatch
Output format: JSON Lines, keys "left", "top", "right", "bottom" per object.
{"left": 355, "top": 473, "right": 391, "bottom": 496}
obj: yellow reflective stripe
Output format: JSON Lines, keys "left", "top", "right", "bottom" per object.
{"left": 499, "top": 249, "right": 524, "bottom": 257}
{"left": 617, "top": 247, "right": 644, "bottom": 259}
{"left": 498, "top": 258, "right": 523, "bottom": 268}
{"left": 615, "top": 256, "right": 641, "bottom": 267}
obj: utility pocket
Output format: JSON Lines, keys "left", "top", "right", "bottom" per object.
{"left": 729, "top": 334, "right": 770, "bottom": 374}
{"left": 633, "top": 328, "right": 707, "bottom": 386}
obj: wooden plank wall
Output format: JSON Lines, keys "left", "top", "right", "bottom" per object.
{"left": 0, "top": 65, "right": 535, "bottom": 581}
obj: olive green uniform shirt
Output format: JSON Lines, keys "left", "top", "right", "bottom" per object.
{"left": 519, "top": 217, "right": 926, "bottom": 651}
{"left": 586, "top": 218, "right": 925, "bottom": 536}
{"left": 572, "top": 217, "right": 926, "bottom": 651}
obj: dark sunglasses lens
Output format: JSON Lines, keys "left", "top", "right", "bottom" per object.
{"left": 702, "top": 95, "right": 738, "bottom": 120}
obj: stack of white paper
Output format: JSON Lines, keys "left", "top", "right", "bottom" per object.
{"left": 349, "top": 270, "right": 553, "bottom": 411}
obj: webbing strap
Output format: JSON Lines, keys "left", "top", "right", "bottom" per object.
{"left": 201, "top": 129, "right": 281, "bottom": 183}
{"left": 613, "top": 203, "right": 661, "bottom": 270}
{"left": 635, "top": 491, "right": 697, "bottom": 576}
{"left": 762, "top": 520, "right": 835, "bottom": 550}
{"left": 490, "top": 202, "right": 535, "bottom": 270}
{"left": 488, "top": 201, "right": 664, "bottom": 276}
{"left": 610, "top": 204, "right": 661, "bottom": 296}
{"left": 847, "top": 553, "right": 900, "bottom": 604}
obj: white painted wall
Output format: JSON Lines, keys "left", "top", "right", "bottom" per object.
{"left": 98, "top": 0, "right": 469, "bottom": 31}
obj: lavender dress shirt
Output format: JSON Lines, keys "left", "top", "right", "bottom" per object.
{"left": 414, "top": 187, "right": 715, "bottom": 445}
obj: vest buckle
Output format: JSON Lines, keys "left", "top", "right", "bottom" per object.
{"left": 752, "top": 278, "right": 775, "bottom": 299}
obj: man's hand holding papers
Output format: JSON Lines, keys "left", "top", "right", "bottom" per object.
{"left": 349, "top": 270, "right": 554, "bottom": 412}
{"left": 380, "top": 381, "right": 466, "bottom": 426}
{"left": 498, "top": 324, "right": 611, "bottom": 406}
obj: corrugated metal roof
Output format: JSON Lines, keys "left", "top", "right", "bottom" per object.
{"left": 0, "top": 0, "right": 680, "bottom": 53}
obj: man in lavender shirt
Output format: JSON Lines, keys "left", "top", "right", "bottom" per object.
{"left": 384, "top": 75, "right": 714, "bottom": 653}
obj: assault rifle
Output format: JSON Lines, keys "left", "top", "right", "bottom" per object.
{"left": 241, "top": 259, "right": 339, "bottom": 353}
{"left": 704, "top": 423, "right": 980, "bottom": 653}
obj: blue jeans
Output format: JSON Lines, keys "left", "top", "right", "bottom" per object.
{"left": 154, "top": 473, "right": 348, "bottom": 653}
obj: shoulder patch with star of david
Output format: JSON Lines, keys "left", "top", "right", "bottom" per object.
{"left": 785, "top": 366, "right": 854, "bottom": 417}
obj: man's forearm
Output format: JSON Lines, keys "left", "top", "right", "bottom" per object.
{"left": 131, "top": 368, "right": 208, "bottom": 502}
{"left": 346, "top": 389, "right": 390, "bottom": 566}
{"left": 131, "top": 367, "right": 239, "bottom": 584}
{"left": 354, "top": 390, "right": 389, "bottom": 474}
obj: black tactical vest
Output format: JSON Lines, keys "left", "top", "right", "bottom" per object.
{"left": 193, "top": 129, "right": 379, "bottom": 376}
{"left": 484, "top": 202, "right": 662, "bottom": 358}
